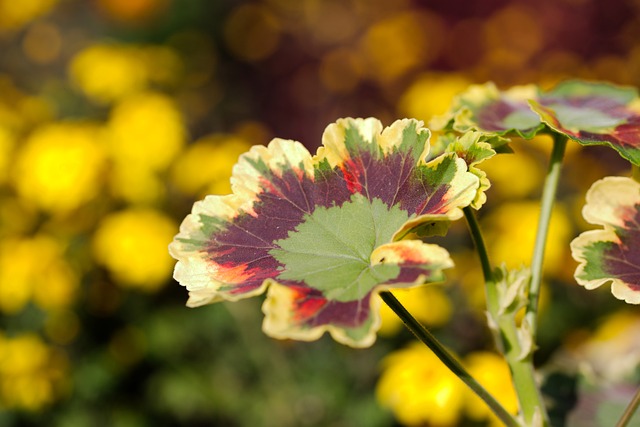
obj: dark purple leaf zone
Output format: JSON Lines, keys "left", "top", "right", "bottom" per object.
{"left": 475, "top": 99, "right": 539, "bottom": 134}
{"left": 203, "top": 167, "right": 322, "bottom": 296}
{"left": 601, "top": 205, "right": 640, "bottom": 291}
{"left": 335, "top": 147, "right": 458, "bottom": 215}
{"left": 286, "top": 284, "right": 372, "bottom": 328}
{"left": 541, "top": 95, "right": 632, "bottom": 120}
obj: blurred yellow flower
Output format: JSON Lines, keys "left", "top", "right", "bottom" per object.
{"left": 0, "top": 235, "right": 78, "bottom": 314}
{"left": 376, "top": 343, "right": 465, "bottom": 426}
{"left": 378, "top": 286, "right": 452, "bottom": 336}
{"left": 360, "top": 11, "right": 445, "bottom": 83}
{"left": 0, "top": 332, "right": 68, "bottom": 411}
{"left": 170, "top": 134, "right": 253, "bottom": 197}
{"left": 70, "top": 43, "right": 183, "bottom": 103}
{"left": 481, "top": 144, "right": 544, "bottom": 199}
{"left": 92, "top": 208, "right": 177, "bottom": 290}
{"left": 483, "top": 201, "right": 572, "bottom": 277}
{"left": 69, "top": 43, "right": 148, "bottom": 104}
{"left": 464, "top": 351, "right": 519, "bottom": 426}
{"left": 106, "top": 92, "right": 186, "bottom": 171}
{"left": 109, "top": 164, "right": 166, "bottom": 205}
{"left": 12, "top": 122, "right": 107, "bottom": 214}
{"left": 398, "top": 73, "right": 471, "bottom": 122}
{"left": 0, "top": 0, "right": 58, "bottom": 31}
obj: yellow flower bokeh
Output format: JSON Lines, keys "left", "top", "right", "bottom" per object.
{"left": 359, "top": 11, "right": 445, "bottom": 83}
{"left": 481, "top": 143, "right": 545, "bottom": 199}
{"left": 106, "top": 91, "right": 186, "bottom": 172}
{"left": 483, "top": 201, "right": 572, "bottom": 277}
{"left": 92, "top": 208, "right": 177, "bottom": 290}
{"left": 464, "top": 351, "right": 519, "bottom": 426}
{"left": 70, "top": 43, "right": 148, "bottom": 104}
{"left": 0, "top": 332, "right": 68, "bottom": 411}
{"left": 69, "top": 43, "right": 183, "bottom": 104}
{"left": 109, "top": 164, "right": 166, "bottom": 205}
{"left": 0, "top": 235, "right": 78, "bottom": 314}
{"left": 398, "top": 73, "right": 472, "bottom": 122}
{"left": 376, "top": 343, "right": 466, "bottom": 426}
{"left": 170, "top": 134, "right": 253, "bottom": 198}
{"left": 12, "top": 122, "right": 107, "bottom": 214}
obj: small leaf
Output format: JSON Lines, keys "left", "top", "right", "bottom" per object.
{"left": 441, "top": 131, "right": 497, "bottom": 209}
{"left": 571, "top": 176, "right": 640, "bottom": 304}
{"left": 516, "top": 318, "right": 536, "bottom": 361}
{"left": 494, "top": 265, "right": 530, "bottom": 316}
{"left": 170, "top": 118, "right": 479, "bottom": 347}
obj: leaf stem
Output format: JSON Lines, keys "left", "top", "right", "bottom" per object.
{"left": 616, "top": 385, "right": 640, "bottom": 427}
{"left": 525, "top": 133, "right": 567, "bottom": 342}
{"left": 379, "top": 291, "right": 520, "bottom": 427}
{"left": 463, "top": 206, "right": 549, "bottom": 426}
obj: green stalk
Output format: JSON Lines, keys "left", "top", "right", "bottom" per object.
{"left": 379, "top": 291, "right": 520, "bottom": 427}
{"left": 463, "top": 207, "right": 549, "bottom": 426}
{"left": 616, "top": 385, "right": 640, "bottom": 427}
{"left": 525, "top": 133, "right": 567, "bottom": 342}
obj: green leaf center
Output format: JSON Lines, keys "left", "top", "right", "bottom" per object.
{"left": 502, "top": 109, "right": 541, "bottom": 130}
{"left": 550, "top": 104, "right": 623, "bottom": 132}
{"left": 270, "top": 193, "right": 412, "bottom": 302}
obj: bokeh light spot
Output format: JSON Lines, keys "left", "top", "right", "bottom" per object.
{"left": 22, "top": 22, "right": 62, "bottom": 64}
{"left": 223, "top": 4, "right": 281, "bottom": 62}
{"left": 319, "top": 48, "right": 364, "bottom": 94}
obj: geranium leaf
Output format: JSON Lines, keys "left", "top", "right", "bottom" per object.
{"left": 430, "top": 82, "right": 544, "bottom": 139}
{"left": 529, "top": 81, "right": 640, "bottom": 166}
{"left": 571, "top": 176, "right": 640, "bottom": 304}
{"left": 170, "top": 118, "right": 479, "bottom": 347}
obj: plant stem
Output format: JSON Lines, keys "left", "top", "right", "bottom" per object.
{"left": 526, "top": 133, "right": 567, "bottom": 342}
{"left": 463, "top": 206, "right": 549, "bottom": 426}
{"left": 379, "top": 291, "right": 520, "bottom": 427}
{"left": 616, "top": 385, "right": 640, "bottom": 427}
